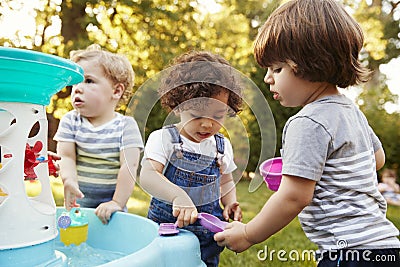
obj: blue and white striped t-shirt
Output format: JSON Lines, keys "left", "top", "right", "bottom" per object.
{"left": 281, "top": 94, "right": 400, "bottom": 251}
{"left": 54, "top": 110, "right": 143, "bottom": 208}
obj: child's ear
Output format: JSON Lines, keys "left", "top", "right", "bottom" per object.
{"left": 113, "top": 83, "right": 124, "bottom": 99}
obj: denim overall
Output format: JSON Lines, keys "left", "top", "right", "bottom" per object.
{"left": 148, "top": 125, "right": 225, "bottom": 267}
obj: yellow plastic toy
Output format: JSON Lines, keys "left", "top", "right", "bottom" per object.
{"left": 58, "top": 208, "right": 88, "bottom": 246}
{"left": 0, "top": 188, "right": 7, "bottom": 197}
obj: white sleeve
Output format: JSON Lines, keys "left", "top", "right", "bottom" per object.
{"left": 141, "top": 129, "right": 173, "bottom": 166}
{"left": 221, "top": 138, "right": 237, "bottom": 174}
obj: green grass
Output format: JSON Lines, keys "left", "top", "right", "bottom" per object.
{"left": 218, "top": 181, "right": 317, "bottom": 267}
{"left": 27, "top": 178, "right": 400, "bottom": 267}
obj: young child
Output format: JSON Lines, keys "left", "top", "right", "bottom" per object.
{"left": 54, "top": 44, "right": 143, "bottom": 224}
{"left": 378, "top": 169, "right": 400, "bottom": 206}
{"left": 140, "top": 51, "right": 243, "bottom": 266}
{"left": 214, "top": 0, "right": 400, "bottom": 266}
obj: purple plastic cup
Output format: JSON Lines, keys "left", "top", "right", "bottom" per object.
{"left": 259, "top": 157, "right": 282, "bottom": 191}
{"left": 197, "top": 213, "right": 228, "bottom": 233}
{"left": 158, "top": 222, "right": 179, "bottom": 236}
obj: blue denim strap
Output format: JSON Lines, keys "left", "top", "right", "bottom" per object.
{"left": 214, "top": 133, "right": 224, "bottom": 154}
{"left": 164, "top": 124, "right": 224, "bottom": 154}
{"left": 163, "top": 124, "right": 182, "bottom": 144}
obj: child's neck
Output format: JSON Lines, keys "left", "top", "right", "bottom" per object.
{"left": 305, "top": 83, "right": 339, "bottom": 105}
{"left": 86, "top": 112, "right": 116, "bottom": 127}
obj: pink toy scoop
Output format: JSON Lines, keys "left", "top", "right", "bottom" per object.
{"left": 197, "top": 213, "right": 228, "bottom": 233}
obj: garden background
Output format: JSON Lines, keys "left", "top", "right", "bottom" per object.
{"left": 2, "top": 0, "right": 400, "bottom": 266}
{"left": 1, "top": 0, "right": 400, "bottom": 177}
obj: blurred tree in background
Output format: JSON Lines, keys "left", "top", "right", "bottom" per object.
{"left": 0, "top": 0, "right": 399, "bottom": 179}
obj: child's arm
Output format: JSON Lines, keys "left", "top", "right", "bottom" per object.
{"left": 215, "top": 175, "right": 315, "bottom": 253}
{"left": 57, "top": 141, "right": 84, "bottom": 210}
{"left": 375, "top": 147, "right": 385, "bottom": 171}
{"left": 220, "top": 173, "right": 242, "bottom": 222}
{"left": 140, "top": 159, "right": 197, "bottom": 227}
{"left": 95, "top": 147, "right": 140, "bottom": 224}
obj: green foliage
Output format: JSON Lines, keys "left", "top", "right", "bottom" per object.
{"left": 358, "top": 71, "right": 400, "bottom": 177}
{"left": 2, "top": 0, "right": 400, "bottom": 172}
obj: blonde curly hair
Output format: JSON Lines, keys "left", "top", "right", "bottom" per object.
{"left": 70, "top": 44, "right": 135, "bottom": 110}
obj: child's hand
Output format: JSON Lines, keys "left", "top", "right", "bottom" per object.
{"left": 63, "top": 180, "right": 84, "bottom": 211}
{"left": 172, "top": 195, "right": 198, "bottom": 227}
{"left": 214, "top": 221, "right": 254, "bottom": 253}
{"left": 223, "top": 201, "right": 242, "bottom": 222}
{"left": 95, "top": 200, "right": 122, "bottom": 224}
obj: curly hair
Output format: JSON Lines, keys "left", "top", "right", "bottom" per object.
{"left": 159, "top": 51, "right": 243, "bottom": 116}
{"left": 70, "top": 44, "right": 135, "bottom": 109}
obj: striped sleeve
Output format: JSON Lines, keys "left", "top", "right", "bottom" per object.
{"left": 53, "top": 111, "right": 78, "bottom": 142}
{"left": 283, "top": 116, "right": 399, "bottom": 251}
{"left": 121, "top": 116, "right": 144, "bottom": 151}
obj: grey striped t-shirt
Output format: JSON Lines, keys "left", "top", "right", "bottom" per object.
{"left": 54, "top": 110, "right": 143, "bottom": 207}
{"left": 281, "top": 94, "right": 400, "bottom": 251}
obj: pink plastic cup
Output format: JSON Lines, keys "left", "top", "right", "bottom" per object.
{"left": 259, "top": 157, "right": 282, "bottom": 191}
